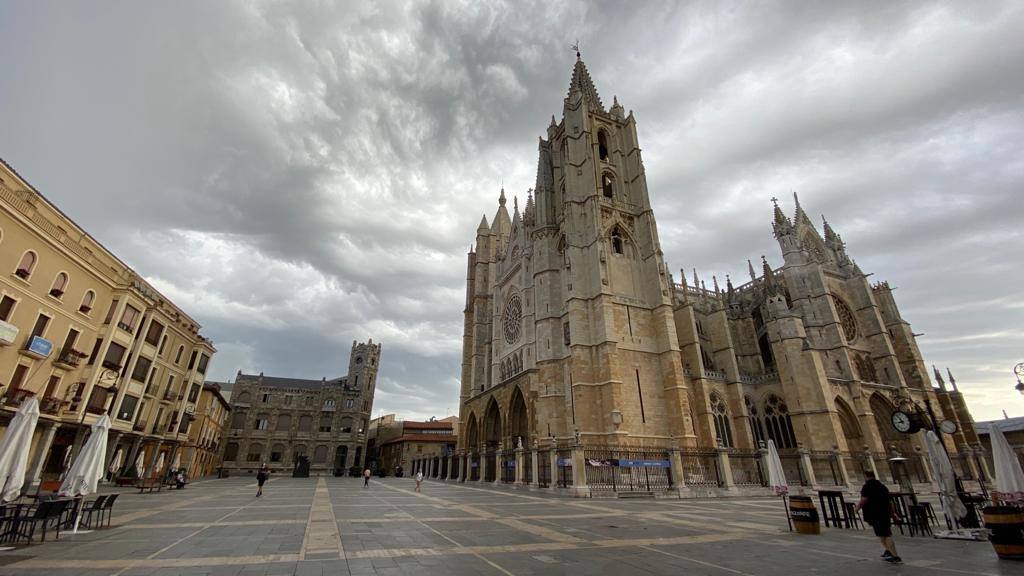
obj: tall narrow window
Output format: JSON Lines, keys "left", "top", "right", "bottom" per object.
{"left": 763, "top": 395, "right": 797, "bottom": 449}
{"left": 710, "top": 392, "right": 734, "bottom": 448}
{"left": 50, "top": 273, "right": 68, "bottom": 298}
{"left": 61, "top": 328, "right": 80, "bottom": 352}
{"left": 611, "top": 227, "right": 623, "bottom": 254}
{"left": 598, "top": 129, "right": 609, "bottom": 161}
{"left": 746, "top": 396, "right": 765, "bottom": 446}
{"left": 158, "top": 334, "right": 168, "bottom": 356}
{"left": 9, "top": 364, "right": 29, "bottom": 392}
{"left": 79, "top": 290, "right": 95, "bottom": 314}
{"left": 29, "top": 313, "right": 50, "bottom": 339}
{"left": 104, "top": 299, "right": 119, "bottom": 325}
{"left": 15, "top": 251, "right": 36, "bottom": 279}
{"left": 602, "top": 173, "right": 614, "bottom": 199}
{"left": 175, "top": 345, "right": 184, "bottom": 364}
{"left": 0, "top": 295, "right": 16, "bottom": 321}
{"left": 119, "top": 305, "right": 140, "bottom": 333}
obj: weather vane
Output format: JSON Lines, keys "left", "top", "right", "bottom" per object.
{"left": 570, "top": 39, "right": 580, "bottom": 59}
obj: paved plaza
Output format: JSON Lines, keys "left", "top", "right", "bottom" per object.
{"left": 0, "top": 476, "right": 1014, "bottom": 576}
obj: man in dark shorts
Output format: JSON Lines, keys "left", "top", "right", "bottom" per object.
{"left": 856, "top": 471, "right": 901, "bottom": 564}
{"left": 256, "top": 464, "right": 269, "bottom": 497}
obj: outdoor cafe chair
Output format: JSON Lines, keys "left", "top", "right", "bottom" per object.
{"left": 14, "top": 499, "right": 71, "bottom": 544}
{"left": 99, "top": 493, "right": 119, "bottom": 527}
{"left": 79, "top": 495, "right": 107, "bottom": 530}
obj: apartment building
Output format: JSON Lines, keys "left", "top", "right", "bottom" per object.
{"left": 0, "top": 158, "right": 217, "bottom": 487}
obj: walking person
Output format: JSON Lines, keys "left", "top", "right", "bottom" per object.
{"left": 363, "top": 467, "right": 371, "bottom": 488}
{"left": 256, "top": 463, "right": 270, "bottom": 497}
{"left": 855, "top": 471, "right": 901, "bottom": 564}
{"left": 415, "top": 470, "right": 423, "bottom": 492}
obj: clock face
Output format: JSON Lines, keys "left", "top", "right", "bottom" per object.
{"left": 891, "top": 411, "right": 912, "bottom": 433}
{"left": 939, "top": 420, "right": 958, "bottom": 435}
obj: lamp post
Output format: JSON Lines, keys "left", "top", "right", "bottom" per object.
{"left": 1014, "top": 363, "right": 1024, "bottom": 395}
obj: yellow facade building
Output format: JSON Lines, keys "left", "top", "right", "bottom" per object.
{"left": 0, "top": 158, "right": 218, "bottom": 488}
{"left": 183, "top": 382, "right": 232, "bottom": 477}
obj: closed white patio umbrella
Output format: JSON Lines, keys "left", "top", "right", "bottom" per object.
{"left": 766, "top": 439, "right": 792, "bottom": 531}
{"left": 134, "top": 451, "right": 146, "bottom": 480}
{"left": 59, "top": 414, "right": 110, "bottom": 533}
{"left": 925, "top": 430, "right": 967, "bottom": 528}
{"left": 154, "top": 452, "right": 165, "bottom": 480}
{"left": 0, "top": 396, "right": 40, "bottom": 502}
{"left": 171, "top": 451, "right": 180, "bottom": 473}
{"left": 990, "top": 424, "right": 1024, "bottom": 504}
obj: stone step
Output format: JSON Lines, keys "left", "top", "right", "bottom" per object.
{"left": 617, "top": 491, "right": 656, "bottom": 499}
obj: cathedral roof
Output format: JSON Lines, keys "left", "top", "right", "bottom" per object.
{"left": 235, "top": 372, "right": 349, "bottom": 391}
{"left": 567, "top": 56, "right": 604, "bottom": 111}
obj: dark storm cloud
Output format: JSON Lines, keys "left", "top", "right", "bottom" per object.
{"left": 1, "top": 1, "right": 1021, "bottom": 420}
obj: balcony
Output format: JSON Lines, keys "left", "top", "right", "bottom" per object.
{"left": 2, "top": 388, "right": 35, "bottom": 407}
{"left": 133, "top": 420, "right": 148, "bottom": 432}
{"left": 102, "top": 361, "right": 123, "bottom": 372}
{"left": 162, "top": 390, "right": 175, "bottom": 402}
{"left": 48, "top": 288, "right": 64, "bottom": 298}
{"left": 117, "top": 322, "right": 135, "bottom": 334}
{"left": 53, "top": 347, "right": 87, "bottom": 369}
{"left": 39, "top": 396, "right": 67, "bottom": 415}
{"left": 14, "top": 268, "right": 30, "bottom": 280}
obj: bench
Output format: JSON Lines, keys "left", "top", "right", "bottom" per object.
{"left": 114, "top": 477, "right": 137, "bottom": 487}
{"left": 136, "top": 479, "right": 162, "bottom": 493}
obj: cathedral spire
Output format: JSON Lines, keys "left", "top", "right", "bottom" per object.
{"left": 822, "top": 215, "right": 837, "bottom": 242}
{"left": 772, "top": 196, "right": 793, "bottom": 238}
{"left": 748, "top": 259, "right": 757, "bottom": 282}
{"left": 567, "top": 56, "right": 604, "bottom": 111}
{"left": 477, "top": 214, "right": 489, "bottom": 233}
{"left": 499, "top": 187, "right": 507, "bottom": 206}
{"left": 793, "top": 191, "right": 810, "bottom": 224}
{"left": 933, "top": 365, "right": 946, "bottom": 391}
{"left": 947, "top": 367, "right": 958, "bottom": 392}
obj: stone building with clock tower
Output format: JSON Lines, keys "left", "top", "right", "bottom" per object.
{"left": 454, "top": 55, "right": 983, "bottom": 494}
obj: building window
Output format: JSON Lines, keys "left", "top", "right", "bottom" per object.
{"left": 103, "top": 299, "right": 119, "bottom": 325}
{"left": 0, "top": 295, "right": 15, "bottom": 321}
{"left": 224, "top": 442, "right": 240, "bottom": 461}
{"left": 276, "top": 414, "right": 292, "bottom": 431}
{"left": 131, "top": 356, "right": 152, "bottom": 382}
{"left": 611, "top": 227, "right": 623, "bottom": 254}
{"left": 270, "top": 444, "right": 284, "bottom": 462}
{"left": 313, "top": 445, "right": 328, "bottom": 463}
{"left": 340, "top": 417, "right": 353, "bottom": 433}
{"left": 145, "top": 321, "right": 163, "bottom": 346}
{"left": 103, "top": 342, "right": 127, "bottom": 370}
{"left": 254, "top": 415, "right": 269, "bottom": 430}
{"left": 29, "top": 313, "right": 50, "bottom": 339}
{"left": 298, "top": 415, "right": 312, "bottom": 432}
{"left": 746, "top": 396, "right": 765, "bottom": 446}
{"left": 119, "top": 305, "right": 140, "bottom": 333}
{"left": 49, "top": 272, "right": 68, "bottom": 298}
{"left": 763, "top": 394, "right": 797, "bottom": 449}
{"left": 323, "top": 399, "right": 336, "bottom": 410}
{"left": 187, "top": 350, "right": 198, "bottom": 370}
{"left": 231, "top": 411, "right": 246, "bottom": 429}
{"left": 247, "top": 443, "right": 264, "bottom": 462}
{"left": 117, "top": 395, "right": 140, "bottom": 421}
{"left": 8, "top": 364, "right": 29, "bottom": 392}
{"left": 710, "top": 392, "right": 734, "bottom": 448}
{"left": 319, "top": 418, "right": 332, "bottom": 433}
{"left": 345, "top": 399, "right": 354, "bottom": 409}
{"left": 262, "top": 393, "right": 271, "bottom": 403}
{"left": 196, "top": 354, "right": 209, "bottom": 374}
{"left": 284, "top": 395, "right": 292, "bottom": 405}
{"left": 14, "top": 251, "right": 36, "bottom": 279}
{"left": 158, "top": 334, "right": 167, "bottom": 356}
{"left": 602, "top": 173, "right": 614, "bottom": 199}
{"left": 165, "top": 375, "right": 176, "bottom": 398}
{"left": 175, "top": 345, "right": 184, "bottom": 364}
{"left": 188, "top": 383, "right": 200, "bottom": 403}
{"left": 598, "top": 129, "right": 609, "bottom": 161}
{"left": 78, "top": 290, "right": 95, "bottom": 314}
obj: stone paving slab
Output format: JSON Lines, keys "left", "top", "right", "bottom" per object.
{"left": 0, "top": 476, "right": 1017, "bottom": 575}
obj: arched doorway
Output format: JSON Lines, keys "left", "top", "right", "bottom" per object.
{"left": 508, "top": 387, "right": 528, "bottom": 447}
{"left": 334, "top": 446, "right": 348, "bottom": 475}
{"left": 465, "top": 413, "right": 479, "bottom": 450}
{"left": 483, "top": 400, "right": 502, "bottom": 481}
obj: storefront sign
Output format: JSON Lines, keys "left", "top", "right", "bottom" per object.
{"left": 27, "top": 335, "right": 53, "bottom": 358}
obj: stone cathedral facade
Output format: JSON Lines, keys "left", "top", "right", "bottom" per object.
{"left": 454, "top": 56, "right": 983, "bottom": 494}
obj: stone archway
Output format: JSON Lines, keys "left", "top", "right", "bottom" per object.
{"left": 483, "top": 399, "right": 503, "bottom": 451}
{"left": 465, "top": 413, "right": 479, "bottom": 450}
{"left": 334, "top": 445, "right": 348, "bottom": 474}
{"left": 508, "top": 386, "right": 529, "bottom": 447}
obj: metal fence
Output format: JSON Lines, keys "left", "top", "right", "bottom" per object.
{"left": 728, "top": 449, "right": 765, "bottom": 487}
{"left": 470, "top": 453, "right": 480, "bottom": 481}
{"left": 778, "top": 451, "right": 807, "bottom": 486}
{"left": 484, "top": 452, "right": 497, "bottom": 482}
{"left": 500, "top": 449, "right": 515, "bottom": 483}
{"left": 809, "top": 452, "right": 841, "bottom": 486}
{"left": 679, "top": 449, "right": 721, "bottom": 487}
{"left": 556, "top": 447, "right": 573, "bottom": 488}
{"left": 537, "top": 449, "right": 551, "bottom": 487}
{"left": 523, "top": 451, "right": 533, "bottom": 484}
{"left": 583, "top": 447, "right": 673, "bottom": 495}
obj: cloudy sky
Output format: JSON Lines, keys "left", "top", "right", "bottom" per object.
{"left": 1, "top": 1, "right": 1021, "bottom": 422}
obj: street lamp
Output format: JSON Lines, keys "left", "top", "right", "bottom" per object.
{"left": 1014, "top": 363, "right": 1024, "bottom": 395}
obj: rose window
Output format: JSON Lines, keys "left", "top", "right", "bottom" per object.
{"left": 502, "top": 294, "right": 523, "bottom": 345}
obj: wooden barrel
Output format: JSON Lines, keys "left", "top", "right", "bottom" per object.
{"left": 789, "top": 495, "right": 820, "bottom": 535}
{"left": 983, "top": 506, "right": 1024, "bottom": 560}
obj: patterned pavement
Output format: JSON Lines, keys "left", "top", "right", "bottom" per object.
{"left": 0, "top": 475, "right": 1014, "bottom": 575}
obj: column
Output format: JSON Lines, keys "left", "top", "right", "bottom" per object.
{"left": 103, "top": 431, "right": 123, "bottom": 477}
{"left": 123, "top": 437, "right": 143, "bottom": 477}
{"left": 514, "top": 446, "right": 525, "bottom": 485}
{"left": 478, "top": 446, "right": 488, "bottom": 483}
{"left": 670, "top": 442, "right": 686, "bottom": 491}
{"left": 570, "top": 443, "right": 589, "bottom": 497}
{"left": 832, "top": 450, "right": 850, "bottom": 487}
{"left": 25, "top": 422, "right": 59, "bottom": 490}
{"left": 863, "top": 449, "right": 879, "bottom": 479}
{"left": 798, "top": 448, "right": 818, "bottom": 488}
{"left": 530, "top": 449, "right": 541, "bottom": 488}
{"left": 973, "top": 446, "right": 993, "bottom": 483}
{"left": 918, "top": 451, "right": 933, "bottom": 484}
{"left": 548, "top": 449, "right": 558, "bottom": 490}
{"left": 717, "top": 447, "right": 736, "bottom": 490}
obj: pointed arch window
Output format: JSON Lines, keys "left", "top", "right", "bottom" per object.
{"left": 598, "top": 129, "right": 609, "bottom": 161}
{"left": 763, "top": 394, "right": 797, "bottom": 449}
{"left": 746, "top": 396, "right": 765, "bottom": 446}
{"left": 602, "top": 173, "right": 615, "bottom": 199}
{"left": 15, "top": 251, "right": 37, "bottom": 279}
{"left": 611, "top": 227, "right": 624, "bottom": 254}
{"left": 50, "top": 272, "right": 68, "bottom": 298}
{"left": 79, "top": 290, "right": 95, "bottom": 314}
{"left": 710, "top": 392, "right": 734, "bottom": 448}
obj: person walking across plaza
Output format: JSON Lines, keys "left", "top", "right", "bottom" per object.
{"left": 256, "top": 464, "right": 270, "bottom": 497}
{"left": 855, "top": 471, "right": 901, "bottom": 564}
{"left": 363, "top": 467, "right": 371, "bottom": 487}
{"left": 415, "top": 470, "right": 423, "bottom": 492}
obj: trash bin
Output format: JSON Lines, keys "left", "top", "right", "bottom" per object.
{"left": 789, "top": 495, "right": 821, "bottom": 535}
{"left": 983, "top": 506, "right": 1024, "bottom": 560}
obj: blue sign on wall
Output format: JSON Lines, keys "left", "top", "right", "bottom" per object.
{"left": 618, "top": 459, "right": 671, "bottom": 468}
{"left": 557, "top": 458, "right": 572, "bottom": 467}
{"left": 27, "top": 336, "right": 53, "bottom": 358}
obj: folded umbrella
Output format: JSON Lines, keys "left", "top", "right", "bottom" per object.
{"left": 0, "top": 396, "right": 40, "bottom": 502}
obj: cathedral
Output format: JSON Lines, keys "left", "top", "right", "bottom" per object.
{"left": 453, "top": 55, "right": 984, "bottom": 495}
